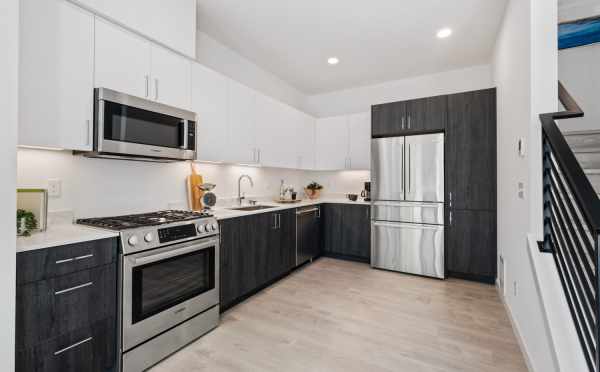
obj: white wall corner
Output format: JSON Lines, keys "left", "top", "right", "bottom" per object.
{"left": 0, "top": 0, "right": 18, "bottom": 369}
{"left": 526, "top": 234, "right": 588, "bottom": 372}
{"left": 496, "top": 280, "right": 536, "bottom": 372}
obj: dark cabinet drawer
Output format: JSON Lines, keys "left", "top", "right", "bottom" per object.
{"left": 16, "top": 317, "right": 117, "bottom": 372}
{"left": 17, "top": 238, "right": 117, "bottom": 285}
{"left": 16, "top": 263, "right": 117, "bottom": 350}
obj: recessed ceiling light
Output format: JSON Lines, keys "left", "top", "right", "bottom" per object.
{"left": 437, "top": 28, "right": 453, "bottom": 39}
{"left": 327, "top": 57, "right": 339, "bottom": 65}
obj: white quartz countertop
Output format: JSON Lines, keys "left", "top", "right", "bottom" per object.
{"left": 212, "top": 198, "right": 370, "bottom": 220}
{"left": 17, "top": 223, "right": 119, "bottom": 253}
{"left": 15, "top": 199, "right": 368, "bottom": 252}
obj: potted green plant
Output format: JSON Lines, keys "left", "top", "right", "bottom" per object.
{"left": 16, "top": 209, "right": 37, "bottom": 236}
{"left": 304, "top": 182, "right": 323, "bottom": 200}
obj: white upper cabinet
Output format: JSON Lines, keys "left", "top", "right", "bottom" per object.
{"left": 191, "top": 63, "right": 228, "bottom": 162}
{"left": 95, "top": 19, "right": 191, "bottom": 109}
{"left": 255, "top": 94, "right": 317, "bottom": 170}
{"left": 150, "top": 45, "right": 192, "bottom": 109}
{"left": 72, "top": 0, "right": 196, "bottom": 57}
{"left": 348, "top": 112, "right": 371, "bottom": 170}
{"left": 316, "top": 116, "right": 350, "bottom": 170}
{"left": 315, "top": 112, "right": 371, "bottom": 170}
{"left": 95, "top": 18, "right": 151, "bottom": 99}
{"left": 255, "top": 94, "right": 287, "bottom": 168}
{"left": 296, "top": 112, "right": 316, "bottom": 170}
{"left": 227, "top": 80, "right": 257, "bottom": 164}
{"left": 19, "top": 0, "right": 94, "bottom": 151}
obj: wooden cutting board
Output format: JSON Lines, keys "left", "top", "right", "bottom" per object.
{"left": 187, "top": 163, "right": 204, "bottom": 211}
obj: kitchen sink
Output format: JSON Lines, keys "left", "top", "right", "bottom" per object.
{"left": 228, "top": 205, "right": 276, "bottom": 211}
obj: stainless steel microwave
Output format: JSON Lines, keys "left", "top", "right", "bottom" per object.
{"left": 83, "top": 88, "right": 196, "bottom": 162}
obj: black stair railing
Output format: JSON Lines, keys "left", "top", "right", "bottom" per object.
{"left": 540, "top": 81, "right": 600, "bottom": 372}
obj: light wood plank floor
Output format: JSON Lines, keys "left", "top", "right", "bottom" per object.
{"left": 151, "top": 258, "right": 528, "bottom": 372}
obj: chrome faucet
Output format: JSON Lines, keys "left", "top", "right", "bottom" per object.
{"left": 237, "top": 174, "right": 254, "bottom": 206}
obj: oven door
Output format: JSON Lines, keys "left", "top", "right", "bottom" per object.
{"left": 122, "top": 236, "right": 219, "bottom": 351}
{"left": 96, "top": 88, "right": 196, "bottom": 160}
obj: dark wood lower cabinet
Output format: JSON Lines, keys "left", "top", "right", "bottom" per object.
{"left": 17, "top": 317, "right": 116, "bottom": 372}
{"left": 323, "top": 204, "right": 370, "bottom": 262}
{"left": 219, "top": 209, "right": 296, "bottom": 311}
{"left": 446, "top": 209, "right": 497, "bottom": 283}
{"left": 16, "top": 238, "right": 118, "bottom": 372}
{"left": 16, "top": 264, "right": 116, "bottom": 350}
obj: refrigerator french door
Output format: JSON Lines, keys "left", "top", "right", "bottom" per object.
{"left": 370, "top": 133, "right": 445, "bottom": 279}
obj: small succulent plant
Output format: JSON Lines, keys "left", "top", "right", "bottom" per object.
{"left": 306, "top": 182, "right": 323, "bottom": 190}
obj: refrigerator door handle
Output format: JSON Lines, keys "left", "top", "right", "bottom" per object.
{"left": 400, "top": 142, "right": 405, "bottom": 194}
{"left": 407, "top": 144, "right": 411, "bottom": 194}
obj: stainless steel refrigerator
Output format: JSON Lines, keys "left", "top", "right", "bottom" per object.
{"left": 370, "top": 133, "right": 445, "bottom": 279}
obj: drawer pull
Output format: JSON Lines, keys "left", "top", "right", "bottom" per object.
{"left": 54, "top": 337, "right": 93, "bottom": 356}
{"left": 55, "top": 253, "right": 93, "bottom": 265}
{"left": 55, "top": 281, "right": 93, "bottom": 295}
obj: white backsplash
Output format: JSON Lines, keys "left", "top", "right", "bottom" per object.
{"left": 17, "top": 148, "right": 370, "bottom": 218}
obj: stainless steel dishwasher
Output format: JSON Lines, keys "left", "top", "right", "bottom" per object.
{"left": 296, "top": 206, "right": 321, "bottom": 266}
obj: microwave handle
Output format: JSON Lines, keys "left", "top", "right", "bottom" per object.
{"left": 180, "top": 120, "right": 188, "bottom": 150}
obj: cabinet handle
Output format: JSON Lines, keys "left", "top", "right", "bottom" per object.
{"left": 54, "top": 337, "right": 93, "bottom": 356}
{"left": 154, "top": 78, "right": 159, "bottom": 100}
{"left": 145, "top": 75, "right": 150, "bottom": 98}
{"left": 449, "top": 211, "right": 453, "bottom": 226}
{"left": 85, "top": 120, "right": 91, "bottom": 146}
{"left": 296, "top": 208, "right": 319, "bottom": 215}
{"left": 278, "top": 214, "right": 281, "bottom": 229}
{"left": 449, "top": 192, "right": 452, "bottom": 208}
{"left": 401, "top": 117, "right": 405, "bottom": 130}
{"left": 55, "top": 253, "right": 94, "bottom": 265}
{"left": 317, "top": 207, "right": 321, "bottom": 218}
{"left": 273, "top": 214, "right": 278, "bottom": 229}
{"left": 408, "top": 115, "right": 411, "bottom": 129}
{"left": 55, "top": 281, "right": 93, "bottom": 295}
{"left": 257, "top": 149, "right": 261, "bottom": 163}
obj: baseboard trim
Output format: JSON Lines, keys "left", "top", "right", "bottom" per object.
{"left": 495, "top": 280, "right": 535, "bottom": 372}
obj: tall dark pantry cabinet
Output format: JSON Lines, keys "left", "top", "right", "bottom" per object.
{"left": 371, "top": 88, "right": 497, "bottom": 284}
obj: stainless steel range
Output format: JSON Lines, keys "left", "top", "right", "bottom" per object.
{"left": 78, "top": 210, "right": 220, "bottom": 372}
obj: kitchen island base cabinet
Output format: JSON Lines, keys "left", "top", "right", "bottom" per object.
{"left": 219, "top": 210, "right": 296, "bottom": 311}
{"left": 322, "top": 204, "right": 370, "bottom": 263}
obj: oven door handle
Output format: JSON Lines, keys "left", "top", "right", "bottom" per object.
{"left": 131, "top": 239, "right": 216, "bottom": 266}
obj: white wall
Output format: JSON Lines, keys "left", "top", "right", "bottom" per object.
{"left": 557, "top": 3, "right": 600, "bottom": 133}
{"left": 196, "top": 31, "right": 307, "bottom": 112}
{"left": 493, "top": 0, "right": 559, "bottom": 371}
{"left": 559, "top": 0, "right": 600, "bottom": 22}
{"left": 17, "top": 149, "right": 370, "bottom": 218}
{"left": 305, "top": 65, "right": 494, "bottom": 117}
{"left": 0, "top": 0, "right": 18, "bottom": 368}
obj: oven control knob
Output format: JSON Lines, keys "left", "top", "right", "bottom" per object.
{"left": 212, "top": 223, "right": 218, "bottom": 231}
{"left": 197, "top": 224, "right": 205, "bottom": 233}
{"left": 144, "top": 233, "right": 153, "bottom": 243}
{"left": 128, "top": 235, "right": 139, "bottom": 246}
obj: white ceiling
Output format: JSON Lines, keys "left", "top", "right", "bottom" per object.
{"left": 196, "top": 0, "right": 507, "bottom": 95}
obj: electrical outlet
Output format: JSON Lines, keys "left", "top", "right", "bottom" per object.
{"left": 48, "top": 179, "right": 62, "bottom": 197}
{"left": 513, "top": 281, "right": 518, "bottom": 297}
{"left": 517, "top": 182, "right": 525, "bottom": 200}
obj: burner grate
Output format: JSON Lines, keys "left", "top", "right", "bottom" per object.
{"left": 77, "top": 210, "right": 213, "bottom": 230}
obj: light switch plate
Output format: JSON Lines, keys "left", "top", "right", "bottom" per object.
{"left": 48, "top": 179, "right": 62, "bottom": 197}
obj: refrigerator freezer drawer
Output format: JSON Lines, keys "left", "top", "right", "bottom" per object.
{"left": 371, "top": 221, "right": 444, "bottom": 279}
{"left": 371, "top": 201, "right": 444, "bottom": 225}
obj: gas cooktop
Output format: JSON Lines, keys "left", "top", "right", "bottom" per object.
{"left": 77, "top": 210, "right": 213, "bottom": 230}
